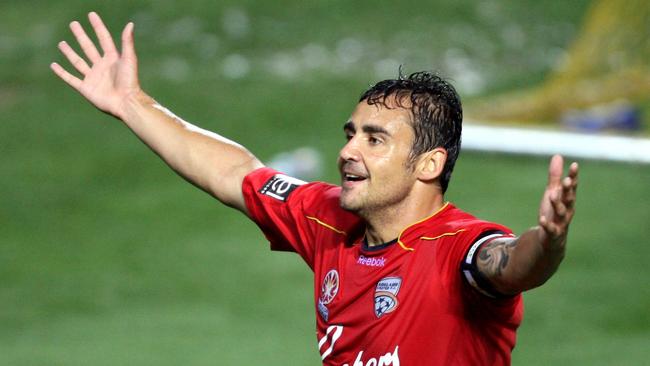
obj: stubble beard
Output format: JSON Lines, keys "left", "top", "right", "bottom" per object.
{"left": 339, "top": 189, "right": 363, "bottom": 213}
{"left": 339, "top": 185, "right": 375, "bottom": 219}
{"left": 339, "top": 181, "right": 413, "bottom": 220}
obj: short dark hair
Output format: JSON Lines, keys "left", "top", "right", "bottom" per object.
{"left": 359, "top": 70, "right": 463, "bottom": 193}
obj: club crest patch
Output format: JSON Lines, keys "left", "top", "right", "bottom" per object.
{"left": 374, "top": 277, "right": 401, "bottom": 318}
{"left": 259, "top": 174, "right": 306, "bottom": 201}
{"left": 318, "top": 269, "right": 340, "bottom": 322}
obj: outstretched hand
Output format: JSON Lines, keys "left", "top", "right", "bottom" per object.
{"left": 51, "top": 12, "right": 140, "bottom": 120}
{"left": 538, "top": 154, "right": 579, "bottom": 249}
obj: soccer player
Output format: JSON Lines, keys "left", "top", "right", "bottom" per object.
{"left": 51, "top": 13, "right": 579, "bottom": 365}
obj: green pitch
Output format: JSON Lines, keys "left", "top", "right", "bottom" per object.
{"left": 1, "top": 1, "right": 648, "bottom": 364}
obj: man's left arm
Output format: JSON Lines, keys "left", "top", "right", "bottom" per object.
{"left": 476, "top": 154, "right": 579, "bottom": 296}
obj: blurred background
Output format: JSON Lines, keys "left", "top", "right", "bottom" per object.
{"left": 1, "top": 0, "right": 649, "bottom": 364}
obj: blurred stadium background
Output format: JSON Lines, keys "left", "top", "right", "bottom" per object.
{"left": 1, "top": 0, "right": 649, "bottom": 364}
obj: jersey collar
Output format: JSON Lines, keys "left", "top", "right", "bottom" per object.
{"left": 396, "top": 202, "right": 452, "bottom": 252}
{"left": 358, "top": 202, "right": 453, "bottom": 253}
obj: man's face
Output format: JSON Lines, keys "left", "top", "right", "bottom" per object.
{"left": 338, "top": 100, "right": 418, "bottom": 215}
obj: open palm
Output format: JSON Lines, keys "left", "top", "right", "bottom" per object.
{"left": 538, "top": 155, "right": 579, "bottom": 247}
{"left": 51, "top": 12, "right": 140, "bottom": 120}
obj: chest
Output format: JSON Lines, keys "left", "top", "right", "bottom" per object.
{"left": 314, "top": 240, "right": 461, "bottom": 327}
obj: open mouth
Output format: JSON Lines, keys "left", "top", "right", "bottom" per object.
{"left": 343, "top": 173, "right": 367, "bottom": 182}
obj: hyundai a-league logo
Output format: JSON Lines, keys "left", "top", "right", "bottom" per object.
{"left": 320, "top": 269, "right": 339, "bottom": 305}
{"left": 374, "top": 277, "right": 401, "bottom": 318}
{"left": 318, "top": 269, "right": 339, "bottom": 321}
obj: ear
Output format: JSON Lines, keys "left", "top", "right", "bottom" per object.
{"left": 416, "top": 148, "right": 447, "bottom": 182}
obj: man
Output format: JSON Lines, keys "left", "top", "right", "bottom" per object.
{"left": 51, "top": 13, "right": 578, "bottom": 365}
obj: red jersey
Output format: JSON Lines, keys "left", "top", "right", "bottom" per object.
{"left": 243, "top": 168, "right": 523, "bottom": 365}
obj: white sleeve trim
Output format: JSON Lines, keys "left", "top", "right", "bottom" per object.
{"left": 462, "top": 233, "right": 514, "bottom": 298}
{"left": 464, "top": 233, "right": 505, "bottom": 265}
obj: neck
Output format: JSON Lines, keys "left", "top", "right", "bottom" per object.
{"left": 362, "top": 193, "right": 445, "bottom": 247}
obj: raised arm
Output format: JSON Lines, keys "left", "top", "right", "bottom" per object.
{"left": 51, "top": 12, "right": 263, "bottom": 214}
{"left": 476, "top": 155, "right": 579, "bottom": 295}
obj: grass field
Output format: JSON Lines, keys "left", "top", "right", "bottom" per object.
{"left": 2, "top": 1, "right": 649, "bottom": 365}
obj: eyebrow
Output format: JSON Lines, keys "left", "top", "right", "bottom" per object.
{"left": 343, "top": 121, "right": 391, "bottom": 136}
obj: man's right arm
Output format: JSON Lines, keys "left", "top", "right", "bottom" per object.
{"left": 51, "top": 12, "right": 263, "bottom": 214}
{"left": 120, "top": 91, "right": 263, "bottom": 213}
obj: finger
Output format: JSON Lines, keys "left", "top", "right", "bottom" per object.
{"left": 568, "top": 161, "right": 579, "bottom": 180}
{"left": 562, "top": 176, "right": 573, "bottom": 195}
{"left": 58, "top": 41, "right": 91, "bottom": 75}
{"left": 562, "top": 169, "right": 578, "bottom": 196}
{"left": 551, "top": 190, "right": 567, "bottom": 218}
{"left": 88, "top": 12, "right": 118, "bottom": 56}
{"left": 70, "top": 20, "right": 101, "bottom": 63}
{"left": 547, "top": 154, "right": 564, "bottom": 187}
{"left": 562, "top": 176, "right": 578, "bottom": 207}
{"left": 50, "top": 62, "right": 83, "bottom": 90}
{"left": 121, "top": 22, "right": 137, "bottom": 60}
{"left": 539, "top": 215, "right": 560, "bottom": 238}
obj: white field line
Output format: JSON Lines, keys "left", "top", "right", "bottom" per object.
{"left": 463, "top": 123, "right": 650, "bottom": 164}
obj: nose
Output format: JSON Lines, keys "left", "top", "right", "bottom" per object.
{"left": 339, "top": 137, "right": 360, "bottom": 163}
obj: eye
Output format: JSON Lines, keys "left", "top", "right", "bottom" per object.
{"left": 344, "top": 132, "right": 353, "bottom": 141}
{"left": 368, "top": 136, "right": 382, "bottom": 145}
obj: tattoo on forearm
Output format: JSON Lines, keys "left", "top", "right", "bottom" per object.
{"left": 477, "top": 238, "right": 518, "bottom": 278}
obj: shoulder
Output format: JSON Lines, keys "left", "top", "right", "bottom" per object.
{"left": 244, "top": 167, "right": 339, "bottom": 205}
{"left": 244, "top": 167, "right": 361, "bottom": 232}
{"left": 419, "top": 204, "right": 511, "bottom": 239}
{"left": 444, "top": 205, "right": 504, "bottom": 226}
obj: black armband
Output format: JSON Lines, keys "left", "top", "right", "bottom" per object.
{"left": 461, "top": 230, "right": 513, "bottom": 299}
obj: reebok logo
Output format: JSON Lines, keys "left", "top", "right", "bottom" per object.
{"left": 357, "top": 255, "right": 386, "bottom": 267}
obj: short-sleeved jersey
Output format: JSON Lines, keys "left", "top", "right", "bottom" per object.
{"left": 243, "top": 168, "right": 523, "bottom": 366}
